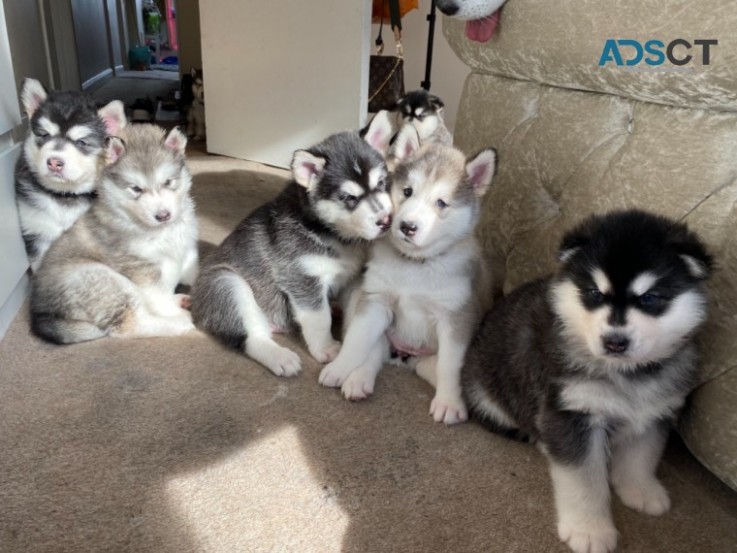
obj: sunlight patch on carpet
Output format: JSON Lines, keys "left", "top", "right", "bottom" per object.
{"left": 165, "top": 426, "right": 349, "bottom": 551}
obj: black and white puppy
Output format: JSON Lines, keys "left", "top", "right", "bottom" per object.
{"left": 15, "top": 78, "right": 126, "bottom": 271}
{"left": 395, "top": 89, "right": 452, "bottom": 146}
{"left": 456, "top": 210, "right": 712, "bottom": 553}
{"left": 191, "top": 114, "right": 395, "bottom": 377}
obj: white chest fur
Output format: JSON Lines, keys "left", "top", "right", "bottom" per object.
{"left": 127, "top": 203, "right": 198, "bottom": 290}
{"left": 559, "top": 359, "right": 692, "bottom": 436}
{"left": 363, "top": 237, "right": 478, "bottom": 348}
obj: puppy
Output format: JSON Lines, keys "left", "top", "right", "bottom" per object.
{"left": 30, "top": 125, "right": 199, "bottom": 344}
{"left": 186, "top": 68, "right": 206, "bottom": 141}
{"left": 15, "top": 78, "right": 126, "bottom": 271}
{"left": 395, "top": 89, "right": 452, "bottom": 146}
{"left": 457, "top": 210, "right": 712, "bottom": 553}
{"left": 319, "top": 126, "right": 496, "bottom": 424}
{"left": 190, "top": 114, "right": 395, "bottom": 377}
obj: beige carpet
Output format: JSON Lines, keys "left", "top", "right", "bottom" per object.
{"left": 1, "top": 155, "right": 736, "bottom": 553}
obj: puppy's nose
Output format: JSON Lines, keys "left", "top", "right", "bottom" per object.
{"left": 377, "top": 214, "right": 392, "bottom": 231}
{"left": 47, "top": 157, "right": 65, "bottom": 173}
{"left": 435, "top": 1, "right": 459, "bottom": 16}
{"left": 603, "top": 334, "right": 630, "bottom": 354}
{"left": 155, "top": 210, "right": 171, "bottom": 223}
{"left": 400, "top": 220, "right": 417, "bottom": 237}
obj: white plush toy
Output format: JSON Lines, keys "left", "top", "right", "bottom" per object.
{"left": 434, "top": 0, "right": 507, "bottom": 43}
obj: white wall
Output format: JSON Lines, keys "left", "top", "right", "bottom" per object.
{"left": 0, "top": 0, "right": 29, "bottom": 342}
{"left": 201, "top": 0, "right": 373, "bottom": 168}
{"left": 372, "top": 0, "right": 469, "bottom": 131}
{"left": 3, "top": 0, "right": 50, "bottom": 93}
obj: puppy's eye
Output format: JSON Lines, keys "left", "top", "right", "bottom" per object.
{"left": 75, "top": 139, "right": 88, "bottom": 148}
{"left": 164, "top": 179, "right": 176, "bottom": 188}
{"left": 639, "top": 293, "right": 660, "bottom": 307}
{"left": 338, "top": 192, "right": 358, "bottom": 209}
{"left": 376, "top": 178, "right": 387, "bottom": 192}
{"left": 403, "top": 187, "right": 413, "bottom": 198}
{"left": 586, "top": 289, "right": 604, "bottom": 304}
{"left": 130, "top": 185, "right": 143, "bottom": 195}
{"left": 416, "top": 113, "right": 426, "bottom": 121}
{"left": 36, "top": 131, "right": 50, "bottom": 140}
{"left": 436, "top": 199, "right": 448, "bottom": 209}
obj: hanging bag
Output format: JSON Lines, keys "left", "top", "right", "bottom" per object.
{"left": 368, "top": 0, "right": 405, "bottom": 112}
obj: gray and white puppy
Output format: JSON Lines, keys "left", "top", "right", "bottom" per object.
{"left": 15, "top": 78, "right": 126, "bottom": 271}
{"left": 190, "top": 115, "right": 395, "bottom": 377}
{"left": 395, "top": 89, "right": 452, "bottom": 146}
{"left": 459, "top": 210, "right": 712, "bottom": 553}
{"left": 31, "top": 125, "right": 199, "bottom": 344}
{"left": 320, "top": 127, "right": 496, "bottom": 425}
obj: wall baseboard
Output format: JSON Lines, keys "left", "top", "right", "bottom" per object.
{"left": 82, "top": 67, "right": 113, "bottom": 90}
{"left": 0, "top": 274, "right": 28, "bottom": 342}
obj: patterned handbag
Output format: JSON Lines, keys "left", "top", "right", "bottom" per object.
{"left": 368, "top": 0, "right": 405, "bottom": 113}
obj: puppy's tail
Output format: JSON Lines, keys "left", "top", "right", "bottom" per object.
{"left": 190, "top": 267, "right": 252, "bottom": 351}
{"left": 31, "top": 312, "right": 107, "bottom": 344}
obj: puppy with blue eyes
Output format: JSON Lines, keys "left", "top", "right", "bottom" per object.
{"left": 319, "top": 125, "right": 496, "bottom": 425}
{"left": 15, "top": 78, "right": 127, "bottom": 271}
{"left": 453, "top": 210, "right": 712, "bottom": 553}
{"left": 30, "top": 124, "right": 199, "bottom": 344}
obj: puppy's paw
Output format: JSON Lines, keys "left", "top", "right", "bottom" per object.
{"left": 264, "top": 346, "right": 302, "bottom": 378}
{"left": 319, "top": 359, "right": 353, "bottom": 388}
{"left": 341, "top": 368, "right": 376, "bottom": 401}
{"left": 429, "top": 394, "right": 468, "bottom": 425}
{"left": 176, "top": 293, "right": 192, "bottom": 310}
{"left": 162, "top": 315, "right": 196, "bottom": 336}
{"left": 616, "top": 479, "right": 670, "bottom": 515}
{"left": 310, "top": 339, "right": 341, "bottom": 364}
{"left": 558, "top": 518, "right": 617, "bottom": 553}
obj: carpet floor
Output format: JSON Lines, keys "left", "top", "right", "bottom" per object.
{"left": 1, "top": 155, "right": 736, "bottom": 552}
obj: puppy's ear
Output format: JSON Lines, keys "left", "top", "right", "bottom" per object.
{"left": 362, "top": 110, "right": 394, "bottom": 155}
{"left": 391, "top": 124, "right": 420, "bottom": 163}
{"left": 558, "top": 219, "right": 595, "bottom": 263}
{"left": 292, "top": 150, "right": 326, "bottom": 190}
{"left": 105, "top": 136, "right": 126, "bottom": 165}
{"left": 164, "top": 127, "right": 188, "bottom": 155}
{"left": 429, "top": 94, "right": 445, "bottom": 113}
{"left": 21, "top": 78, "right": 47, "bottom": 119}
{"left": 98, "top": 100, "right": 127, "bottom": 135}
{"left": 191, "top": 67, "right": 198, "bottom": 78}
{"left": 465, "top": 148, "right": 496, "bottom": 197}
{"left": 668, "top": 224, "right": 713, "bottom": 280}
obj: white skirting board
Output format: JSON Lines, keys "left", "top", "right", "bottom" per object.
{"left": 0, "top": 274, "right": 28, "bottom": 342}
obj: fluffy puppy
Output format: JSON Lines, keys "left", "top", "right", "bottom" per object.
{"left": 457, "top": 210, "right": 712, "bottom": 553}
{"left": 31, "top": 125, "right": 198, "bottom": 344}
{"left": 320, "top": 127, "right": 496, "bottom": 424}
{"left": 190, "top": 114, "right": 395, "bottom": 377}
{"left": 15, "top": 78, "right": 126, "bottom": 271}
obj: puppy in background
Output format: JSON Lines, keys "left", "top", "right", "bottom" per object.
{"left": 15, "top": 78, "right": 127, "bottom": 271}
{"left": 191, "top": 113, "right": 394, "bottom": 377}
{"left": 458, "top": 210, "right": 712, "bottom": 553}
{"left": 185, "top": 68, "right": 206, "bottom": 141}
{"left": 395, "top": 89, "right": 452, "bottom": 146}
{"left": 320, "top": 126, "right": 496, "bottom": 425}
{"left": 31, "top": 125, "right": 199, "bottom": 344}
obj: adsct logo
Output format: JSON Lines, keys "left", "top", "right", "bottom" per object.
{"left": 599, "top": 39, "right": 718, "bottom": 69}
